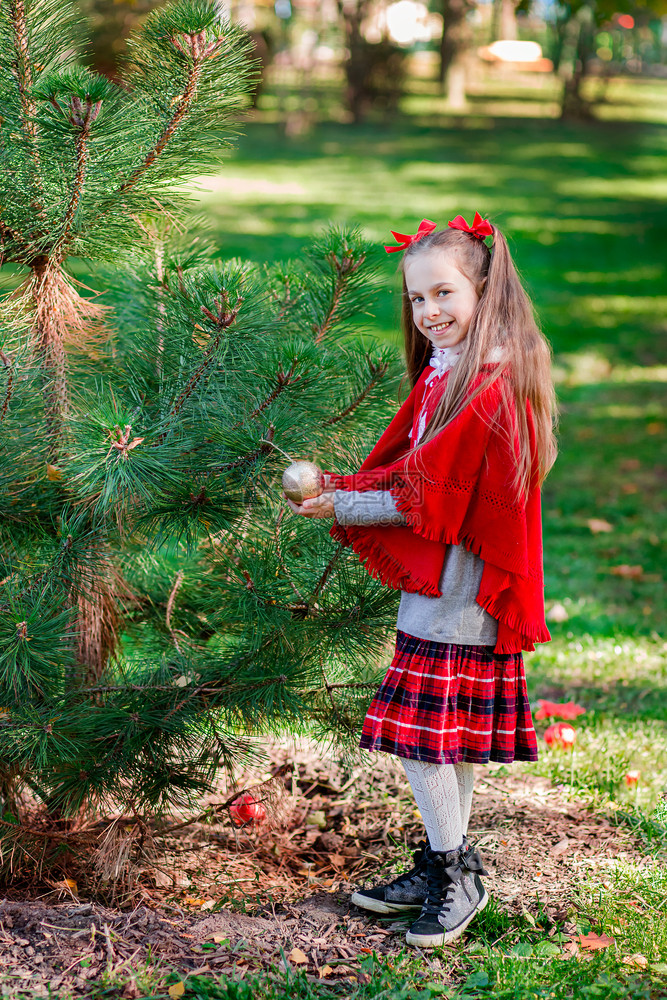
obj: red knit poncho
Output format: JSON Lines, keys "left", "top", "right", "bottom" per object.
{"left": 330, "top": 366, "right": 550, "bottom": 654}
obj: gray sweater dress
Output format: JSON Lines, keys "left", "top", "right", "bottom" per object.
{"left": 333, "top": 489, "right": 498, "bottom": 647}
{"left": 336, "top": 491, "right": 540, "bottom": 766}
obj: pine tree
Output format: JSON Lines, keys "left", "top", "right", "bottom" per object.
{"left": 0, "top": 0, "right": 402, "bottom": 877}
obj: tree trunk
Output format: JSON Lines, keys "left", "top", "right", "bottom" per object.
{"left": 560, "top": 4, "right": 595, "bottom": 120}
{"left": 500, "top": 0, "right": 517, "bottom": 40}
{"left": 490, "top": 0, "right": 517, "bottom": 42}
{"left": 336, "top": 0, "right": 372, "bottom": 123}
{"left": 549, "top": 16, "right": 567, "bottom": 74}
{"left": 438, "top": 0, "right": 471, "bottom": 107}
{"left": 447, "top": 58, "right": 468, "bottom": 109}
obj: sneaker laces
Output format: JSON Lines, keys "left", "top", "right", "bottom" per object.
{"left": 422, "top": 854, "right": 459, "bottom": 916}
{"left": 391, "top": 839, "right": 429, "bottom": 887}
{"left": 422, "top": 846, "right": 489, "bottom": 916}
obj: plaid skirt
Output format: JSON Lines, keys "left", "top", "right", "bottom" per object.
{"left": 359, "top": 630, "right": 538, "bottom": 765}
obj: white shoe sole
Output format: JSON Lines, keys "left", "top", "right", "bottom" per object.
{"left": 405, "top": 887, "right": 488, "bottom": 948}
{"left": 350, "top": 891, "right": 423, "bottom": 915}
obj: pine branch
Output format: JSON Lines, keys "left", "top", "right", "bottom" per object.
{"left": 301, "top": 680, "right": 377, "bottom": 696}
{"left": 313, "top": 249, "right": 366, "bottom": 344}
{"left": 8, "top": 763, "right": 289, "bottom": 842}
{"left": 8, "top": 0, "right": 45, "bottom": 217}
{"left": 0, "top": 351, "right": 13, "bottom": 422}
{"left": 324, "top": 358, "right": 389, "bottom": 426}
{"left": 63, "top": 126, "right": 91, "bottom": 244}
{"left": 118, "top": 31, "right": 222, "bottom": 197}
{"left": 157, "top": 763, "right": 291, "bottom": 835}
{"left": 199, "top": 292, "right": 242, "bottom": 329}
{"left": 274, "top": 509, "right": 308, "bottom": 605}
{"left": 167, "top": 336, "right": 221, "bottom": 426}
{"left": 314, "top": 269, "right": 343, "bottom": 346}
{"left": 164, "top": 293, "right": 241, "bottom": 429}
{"left": 318, "top": 652, "right": 348, "bottom": 725}
{"left": 232, "top": 359, "right": 301, "bottom": 429}
{"left": 245, "top": 359, "right": 300, "bottom": 419}
{"left": 80, "top": 674, "right": 288, "bottom": 698}
{"left": 274, "top": 278, "right": 295, "bottom": 322}
{"left": 51, "top": 97, "right": 102, "bottom": 258}
{"left": 165, "top": 570, "right": 184, "bottom": 652}
{"left": 212, "top": 434, "right": 274, "bottom": 472}
{"left": 311, "top": 545, "right": 344, "bottom": 602}
{"left": 0, "top": 813, "right": 62, "bottom": 839}
{"left": 105, "top": 423, "right": 144, "bottom": 459}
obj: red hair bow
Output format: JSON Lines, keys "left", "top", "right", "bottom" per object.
{"left": 384, "top": 218, "right": 437, "bottom": 254}
{"left": 448, "top": 212, "right": 493, "bottom": 240}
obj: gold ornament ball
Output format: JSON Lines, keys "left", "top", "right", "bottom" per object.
{"left": 282, "top": 461, "right": 324, "bottom": 504}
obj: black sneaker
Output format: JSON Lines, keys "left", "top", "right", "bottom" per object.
{"left": 405, "top": 842, "right": 488, "bottom": 947}
{"left": 351, "top": 840, "right": 430, "bottom": 914}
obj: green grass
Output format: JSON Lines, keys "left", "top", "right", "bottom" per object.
{"left": 190, "top": 80, "right": 667, "bottom": 371}
{"left": 184, "top": 76, "right": 667, "bottom": 999}
{"left": 78, "top": 875, "right": 667, "bottom": 999}
{"left": 50, "top": 74, "right": 667, "bottom": 1000}
{"left": 189, "top": 75, "right": 666, "bottom": 630}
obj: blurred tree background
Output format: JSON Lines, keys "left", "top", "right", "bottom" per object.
{"left": 82, "top": 0, "right": 160, "bottom": 77}
{"left": 82, "top": 0, "right": 667, "bottom": 119}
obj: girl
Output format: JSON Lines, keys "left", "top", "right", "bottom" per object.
{"left": 285, "top": 213, "right": 556, "bottom": 948}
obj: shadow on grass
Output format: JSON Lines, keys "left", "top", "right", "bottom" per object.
{"left": 529, "top": 674, "right": 666, "bottom": 723}
{"left": 542, "top": 379, "right": 665, "bottom": 636}
{"left": 192, "top": 110, "right": 666, "bottom": 660}
{"left": 193, "top": 112, "right": 667, "bottom": 366}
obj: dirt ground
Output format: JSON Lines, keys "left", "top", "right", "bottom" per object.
{"left": 0, "top": 741, "right": 643, "bottom": 997}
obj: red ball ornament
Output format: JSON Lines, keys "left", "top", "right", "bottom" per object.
{"left": 544, "top": 722, "right": 576, "bottom": 749}
{"left": 229, "top": 791, "right": 267, "bottom": 826}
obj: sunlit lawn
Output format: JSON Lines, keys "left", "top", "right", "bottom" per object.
{"left": 26, "top": 75, "right": 661, "bottom": 1000}
{"left": 190, "top": 74, "right": 667, "bottom": 794}
{"left": 192, "top": 76, "right": 666, "bottom": 631}
{"left": 181, "top": 78, "right": 667, "bottom": 995}
{"left": 196, "top": 79, "right": 666, "bottom": 367}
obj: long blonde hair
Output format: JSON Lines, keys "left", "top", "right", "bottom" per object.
{"left": 401, "top": 224, "right": 557, "bottom": 495}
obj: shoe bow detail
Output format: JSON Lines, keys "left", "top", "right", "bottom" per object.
{"left": 461, "top": 848, "right": 489, "bottom": 878}
{"left": 432, "top": 846, "right": 489, "bottom": 884}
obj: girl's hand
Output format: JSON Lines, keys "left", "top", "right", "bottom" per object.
{"left": 284, "top": 490, "right": 335, "bottom": 518}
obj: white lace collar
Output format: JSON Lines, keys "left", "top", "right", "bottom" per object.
{"left": 416, "top": 345, "right": 504, "bottom": 444}
{"left": 415, "top": 347, "right": 462, "bottom": 443}
{"left": 423, "top": 345, "right": 463, "bottom": 387}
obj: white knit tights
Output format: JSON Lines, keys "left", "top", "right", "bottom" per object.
{"left": 400, "top": 759, "right": 474, "bottom": 852}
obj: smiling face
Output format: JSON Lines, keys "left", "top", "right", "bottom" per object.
{"left": 404, "top": 248, "right": 482, "bottom": 349}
